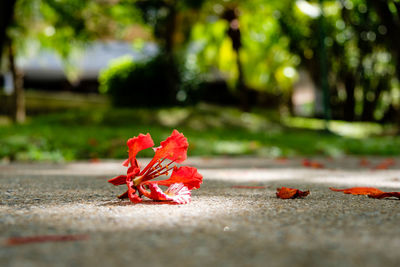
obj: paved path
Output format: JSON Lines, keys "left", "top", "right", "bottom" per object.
{"left": 1, "top": 157, "right": 400, "bottom": 267}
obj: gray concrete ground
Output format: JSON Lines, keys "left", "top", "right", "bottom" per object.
{"left": 1, "top": 157, "right": 400, "bottom": 267}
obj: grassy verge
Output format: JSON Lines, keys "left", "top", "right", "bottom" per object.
{"left": 1, "top": 104, "right": 399, "bottom": 162}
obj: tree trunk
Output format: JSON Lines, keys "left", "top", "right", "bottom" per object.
{"left": 0, "top": 0, "right": 17, "bottom": 63}
{"left": 343, "top": 73, "right": 356, "bottom": 121}
{"left": 8, "top": 40, "right": 25, "bottom": 123}
{"left": 163, "top": 1, "right": 179, "bottom": 104}
{"left": 361, "top": 78, "right": 385, "bottom": 122}
{"left": 223, "top": 7, "right": 249, "bottom": 111}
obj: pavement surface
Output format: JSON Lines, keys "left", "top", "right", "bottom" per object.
{"left": 1, "top": 157, "right": 400, "bottom": 267}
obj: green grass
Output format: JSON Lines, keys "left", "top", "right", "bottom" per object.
{"left": 1, "top": 104, "right": 399, "bottom": 162}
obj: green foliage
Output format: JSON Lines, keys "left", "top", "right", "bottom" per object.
{"left": 279, "top": 0, "right": 399, "bottom": 121}
{"left": 1, "top": 106, "right": 399, "bottom": 162}
{"left": 99, "top": 55, "right": 179, "bottom": 107}
{"left": 187, "top": 0, "right": 299, "bottom": 95}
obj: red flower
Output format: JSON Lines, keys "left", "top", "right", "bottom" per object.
{"left": 108, "top": 130, "right": 202, "bottom": 204}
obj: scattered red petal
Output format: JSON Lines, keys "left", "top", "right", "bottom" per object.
{"left": 359, "top": 158, "right": 370, "bottom": 166}
{"left": 373, "top": 158, "right": 395, "bottom": 170}
{"left": 6, "top": 234, "right": 89, "bottom": 246}
{"left": 329, "top": 187, "right": 384, "bottom": 195}
{"left": 90, "top": 158, "right": 100, "bottom": 163}
{"left": 302, "top": 159, "right": 324, "bottom": 169}
{"left": 276, "top": 187, "right": 310, "bottom": 199}
{"left": 368, "top": 192, "right": 400, "bottom": 199}
{"left": 232, "top": 185, "right": 266, "bottom": 189}
{"left": 275, "top": 157, "right": 288, "bottom": 163}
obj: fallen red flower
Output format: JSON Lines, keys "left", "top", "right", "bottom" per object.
{"left": 108, "top": 130, "right": 203, "bottom": 204}
{"left": 373, "top": 158, "right": 395, "bottom": 170}
{"left": 302, "top": 159, "right": 324, "bottom": 169}
{"left": 329, "top": 187, "right": 384, "bottom": 195}
{"left": 276, "top": 187, "right": 310, "bottom": 199}
{"left": 6, "top": 234, "right": 89, "bottom": 246}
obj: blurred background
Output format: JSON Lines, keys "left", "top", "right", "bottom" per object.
{"left": 0, "top": 0, "right": 399, "bottom": 162}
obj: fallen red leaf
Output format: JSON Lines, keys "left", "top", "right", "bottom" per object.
{"left": 275, "top": 157, "right": 288, "bottom": 163}
{"left": 6, "top": 234, "right": 89, "bottom": 246}
{"left": 276, "top": 187, "right": 309, "bottom": 199}
{"left": 329, "top": 187, "right": 384, "bottom": 195}
{"left": 90, "top": 158, "right": 100, "bottom": 163}
{"left": 359, "top": 158, "right": 370, "bottom": 166}
{"left": 302, "top": 159, "right": 324, "bottom": 169}
{"left": 373, "top": 158, "right": 395, "bottom": 170}
{"left": 368, "top": 192, "right": 400, "bottom": 199}
{"left": 330, "top": 187, "right": 400, "bottom": 200}
{"left": 232, "top": 185, "right": 266, "bottom": 189}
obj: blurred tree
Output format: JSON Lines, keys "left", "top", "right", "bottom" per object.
{"left": 0, "top": 0, "right": 17, "bottom": 63}
{"left": 279, "top": 0, "right": 399, "bottom": 123}
{"left": 187, "top": 0, "right": 299, "bottom": 109}
{"left": 3, "top": 0, "right": 144, "bottom": 121}
{"left": 133, "top": 0, "right": 206, "bottom": 104}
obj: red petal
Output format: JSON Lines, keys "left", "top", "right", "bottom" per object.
{"left": 6, "top": 234, "right": 89, "bottom": 246}
{"left": 154, "top": 166, "right": 202, "bottom": 190}
{"left": 122, "top": 159, "right": 129, "bottom": 167}
{"left": 126, "top": 179, "right": 142, "bottom": 203}
{"left": 153, "top": 130, "right": 188, "bottom": 163}
{"left": 108, "top": 175, "right": 127, "bottom": 186}
{"left": 369, "top": 192, "right": 400, "bottom": 199}
{"left": 118, "top": 191, "right": 129, "bottom": 199}
{"left": 329, "top": 187, "right": 384, "bottom": 195}
{"left": 140, "top": 183, "right": 192, "bottom": 204}
{"left": 127, "top": 133, "right": 154, "bottom": 166}
{"left": 302, "top": 159, "right": 324, "bottom": 169}
{"left": 359, "top": 158, "right": 370, "bottom": 166}
{"left": 373, "top": 158, "right": 395, "bottom": 170}
{"left": 276, "top": 187, "right": 309, "bottom": 199}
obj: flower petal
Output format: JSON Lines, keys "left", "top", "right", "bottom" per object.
{"left": 127, "top": 133, "right": 154, "bottom": 166}
{"left": 139, "top": 183, "right": 191, "bottom": 204}
{"left": 153, "top": 130, "right": 188, "bottom": 163}
{"left": 276, "top": 187, "right": 310, "bottom": 199}
{"left": 108, "top": 175, "right": 127, "bottom": 186}
{"left": 126, "top": 178, "right": 142, "bottom": 203}
{"left": 368, "top": 192, "right": 400, "bottom": 199}
{"left": 329, "top": 187, "right": 384, "bottom": 195}
{"left": 118, "top": 191, "right": 129, "bottom": 199}
{"left": 155, "top": 166, "right": 203, "bottom": 190}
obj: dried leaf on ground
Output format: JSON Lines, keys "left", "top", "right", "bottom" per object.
{"left": 373, "top": 158, "right": 395, "bottom": 170}
{"left": 359, "top": 158, "right": 370, "bottom": 166}
{"left": 330, "top": 187, "right": 400, "bottom": 199}
{"left": 368, "top": 192, "right": 400, "bottom": 199}
{"left": 329, "top": 187, "right": 384, "bottom": 195}
{"left": 6, "top": 234, "right": 89, "bottom": 246}
{"left": 302, "top": 159, "right": 324, "bottom": 169}
{"left": 276, "top": 187, "right": 310, "bottom": 199}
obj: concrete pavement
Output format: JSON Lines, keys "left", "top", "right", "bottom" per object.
{"left": 1, "top": 157, "right": 400, "bottom": 267}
